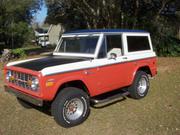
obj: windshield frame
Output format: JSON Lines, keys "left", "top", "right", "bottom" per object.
{"left": 53, "top": 33, "right": 102, "bottom": 58}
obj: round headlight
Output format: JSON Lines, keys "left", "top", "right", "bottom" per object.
{"left": 31, "top": 77, "right": 39, "bottom": 91}
{"left": 6, "top": 70, "right": 12, "bottom": 81}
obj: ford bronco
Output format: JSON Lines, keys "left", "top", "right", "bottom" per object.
{"left": 4, "top": 29, "right": 157, "bottom": 127}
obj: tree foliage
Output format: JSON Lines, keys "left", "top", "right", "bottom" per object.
{"left": 0, "top": 0, "right": 42, "bottom": 49}
{"left": 45, "top": 0, "right": 180, "bottom": 56}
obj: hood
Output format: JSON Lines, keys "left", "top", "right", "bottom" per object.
{"left": 14, "top": 56, "right": 87, "bottom": 71}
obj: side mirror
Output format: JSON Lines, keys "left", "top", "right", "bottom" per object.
{"left": 108, "top": 53, "right": 117, "bottom": 60}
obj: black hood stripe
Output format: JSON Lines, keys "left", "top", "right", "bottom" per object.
{"left": 14, "top": 56, "right": 86, "bottom": 71}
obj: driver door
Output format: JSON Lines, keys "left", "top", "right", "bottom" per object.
{"left": 84, "top": 34, "right": 133, "bottom": 96}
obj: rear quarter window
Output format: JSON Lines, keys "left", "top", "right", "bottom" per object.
{"left": 127, "top": 36, "right": 150, "bottom": 52}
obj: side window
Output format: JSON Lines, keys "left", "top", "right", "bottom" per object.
{"left": 106, "top": 35, "right": 123, "bottom": 57}
{"left": 127, "top": 36, "right": 150, "bottom": 52}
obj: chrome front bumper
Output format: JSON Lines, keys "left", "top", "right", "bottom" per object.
{"left": 4, "top": 85, "right": 43, "bottom": 106}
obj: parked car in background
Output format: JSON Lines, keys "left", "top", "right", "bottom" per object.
{"left": 35, "top": 29, "right": 50, "bottom": 47}
{"left": 36, "top": 33, "right": 50, "bottom": 47}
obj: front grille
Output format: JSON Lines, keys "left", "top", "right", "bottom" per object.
{"left": 9, "top": 70, "right": 33, "bottom": 90}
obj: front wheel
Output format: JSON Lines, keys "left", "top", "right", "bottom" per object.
{"left": 128, "top": 71, "right": 149, "bottom": 99}
{"left": 51, "top": 87, "right": 90, "bottom": 128}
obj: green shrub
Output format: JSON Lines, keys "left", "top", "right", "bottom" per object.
{"left": 12, "top": 48, "right": 26, "bottom": 58}
{"left": 156, "top": 38, "right": 180, "bottom": 57}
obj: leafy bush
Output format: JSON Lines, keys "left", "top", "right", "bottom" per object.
{"left": 155, "top": 37, "right": 180, "bottom": 57}
{"left": 12, "top": 48, "right": 26, "bottom": 58}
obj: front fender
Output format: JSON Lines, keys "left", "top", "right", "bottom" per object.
{"left": 42, "top": 72, "right": 90, "bottom": 100}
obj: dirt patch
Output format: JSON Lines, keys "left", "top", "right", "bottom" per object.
{"left": 158, "top": 57, "right": 180, "bottom": 73}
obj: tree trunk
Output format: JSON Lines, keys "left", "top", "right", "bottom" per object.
{"left": 155, "top": 0, "right": 168, "bottom": 22}
{"left": 178, "top": 26, "right": 180, "bottom": 40}
{"left": 132, "top": 0, "right": 139, "bottom": 29}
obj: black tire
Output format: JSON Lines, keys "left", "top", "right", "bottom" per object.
{"left": 128, "top": 71, "right": 149, "bottom": 99}
{"left": 17, "top": 97, "right": 32, "bottom": 109}
{"left": 51, "top": 87, "right": 90, "bottom": 128}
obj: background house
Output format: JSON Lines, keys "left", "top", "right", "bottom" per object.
{"left": 34, "top": 24, "right": 63, "bottom": 46}
{"left": 48, "top": 24, "right": 64, "bottom": 45}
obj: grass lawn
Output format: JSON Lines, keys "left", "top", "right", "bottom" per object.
{"left": 0, "top": 57, "right": 179, "bottom": 135}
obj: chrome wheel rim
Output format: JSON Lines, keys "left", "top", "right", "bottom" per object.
{"left": 137, "top": 77, "right": 147, "bottom": 95}
{"left": 64, "top": 98, "right": 84, "bottom": 121}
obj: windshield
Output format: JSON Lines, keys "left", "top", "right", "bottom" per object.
{"left": 56, "top": 36, "right": 99, "bottom": 54}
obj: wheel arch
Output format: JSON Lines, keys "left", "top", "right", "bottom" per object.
{"left": 137, "top": 66, "right": 152, "bottom": 76}
{"left": 131, "top": 65, "right": 152, "bottom": 84}
{"left": 53, "top": 80, "right": 90, "bottom": 101}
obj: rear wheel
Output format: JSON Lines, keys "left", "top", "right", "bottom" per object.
{"left": 128, "top": 71, "right": 149, "bottom": 99}
{"left": 51, "top": 87, "right": 90, "bottom": 128}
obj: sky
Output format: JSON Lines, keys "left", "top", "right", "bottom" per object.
{"left": 34, "top": 1, "right": 47, "bottom": 24}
